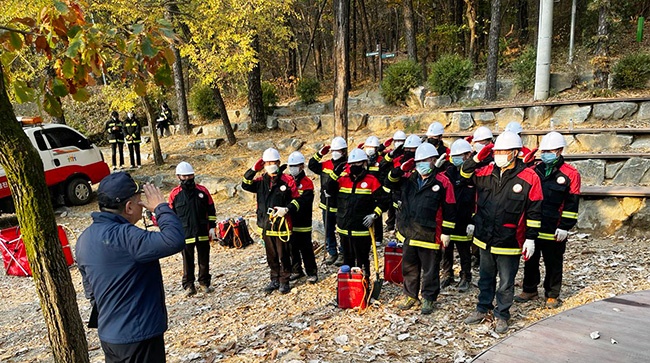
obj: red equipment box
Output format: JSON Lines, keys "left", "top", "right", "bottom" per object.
{"left": 0, "top": 225, "right": 74, "bottom": 276}
{"left": 337, "top": 266, "right": 367, "bottom": 309}
{"left": 384, "top": 242, "right": 403, "bottom": 284}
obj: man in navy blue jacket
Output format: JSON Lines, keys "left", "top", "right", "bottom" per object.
{"left": 76, "top": 172, "right": 185, "bottom": 363}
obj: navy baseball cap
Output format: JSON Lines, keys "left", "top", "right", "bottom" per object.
{"left": 97, "top": 172, "right": 142, "bottom": 208}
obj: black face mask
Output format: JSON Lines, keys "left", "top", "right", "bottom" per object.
{"left": 403, "top": 151, "right": 415, "bottom": 161}
{"left": 181, "top": 178, "right": 196, "bottom": 189}
{"left": 428, "top": 138, "right": 441, "bottom": 147}
{"left": 350, "top": 164, "right": 365, "bottom": 177}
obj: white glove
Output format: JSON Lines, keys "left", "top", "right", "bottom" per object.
{"left": 441, "top": 234, "right": 451, "bottom": 248}
{"left": 209, "top": 228, "right": 217, "bottom": 240}
{"left": 522, "top": 239, "right": 535, "bottom": 260}
{"left": 273, "top": 207, "right": 289, "bottom": 218}
{"left": 466, "top": 224, "right": 475, "bottom": 238}
{"left": 555, "top": 228, "right": 568, "bottom": 242}
{"left": 435, "top": 153, "right": 448, "bottom": 169}
{"left": 363, "top": 213, "right": 378, "bottom": 227}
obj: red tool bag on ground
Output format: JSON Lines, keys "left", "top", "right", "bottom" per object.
{"left": 337, "top": 265, "right": 368, "bottom": 309}
{"left": 0, "top": 225, "right": 74, "bottom": 276}
{"left": 384, "top": 241, "right": 403, "bottom": 284}
{"left": 217, "top": 217, "right": 254, "bottom": 249}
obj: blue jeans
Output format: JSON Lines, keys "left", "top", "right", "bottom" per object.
{"left": 322, "top": 209, "right": 340, "bottom": 256}
{"left": 476, "top": 248, "right": 520, "bottom": 321}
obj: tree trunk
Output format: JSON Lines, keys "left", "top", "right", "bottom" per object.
{"left": 358, "top": 0, "right": 377, "bottom": 80}
{"left": 52, "top": 96, "right": 66, "bottom": 124}
{"left": 0, "top": 64, "right": 90, "bottom": 363}
{"left": 247, "top": 35, "right": 266, "bottom": 132}
{"left": 403, "top": 0, "right": 418, "bottom": 61}
{"left": 333, "top": 0, "right": 350, "bottom": 141}
{"left": 211, "top": 84, "right": 237, "bottom": 145}
{"left": 455, "top": 0, "right": 465, "bottom": 52}
{"left": 516, "top": 0, "right": 529, "bottom": 45}
{"left": 593, "top": 0, "right": 611, "bottom": 89}
{"left": 465, "top": 0, "right": 478, "bottom": 63}
{"left": 140, "top": 96, "right": 164, "bottom": 165}
{"left": 485, "top": 0, "right": 502, "bottom": 101}
{"left": 165, "top": 4, "right": 190, "bottom": 135}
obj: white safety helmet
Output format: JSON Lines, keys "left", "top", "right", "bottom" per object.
{"left": 393, "top": 130, "right": 407, "bottom": 141}
{"left": 426, "top": 122, "right": 445, "bottom": 137}
{"left": 450, "top": 139, "right": 473, "bottom": 156}
{"left": 505, "top": 121, "right": 523, "bottom": 134}
{"left": 175, "top": 161, "right": 195, "bottom": 175}
{"left": 347, "top": 148, "right": 368, "bottom": 163}
{"left": 493, "top": 131, "right": 523, "bottom": 150}
{"left": 414, "top": 143, "right": 439, "bottom": 161}
{"left": 404, "top": 134, "right": 422, "bottom": 149}
{"left": 127, "top": 112, "right": 134, "bottom": 119}
{"left": 364, "top": 136, "right": 381, "bottom": 148}
{"left": 473, "top": 126, "right": 494, "bottom": 142}
{"left": 262, "top": 148, "right": 281, "bottom": 162}
{"left": 287, "top": 151, "right": 306, "bottom": 165}
{"left": 331, "top": 136, "right": 348, "bottom": 151}
{"left": 539, "top": 131, "right": 567, "bottom": 151}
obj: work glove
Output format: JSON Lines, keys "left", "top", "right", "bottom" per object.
{"left": 555, "top": 228, "right": 569, "bottom": 242}
{"left": 441, "top": 234, "right": 451, "bottom": 248}
{"left": 389, "top": 144, "right": 404, "bottom": 158}
{"left": 522, "top": 239, "right": 535, "bottom": 261}
{"left": 434, "top": 153, "right": 448, "bottom": 169}
{"left": 383, "top": 138, "right": 393, "bottom": 147}
{"left": 252, "top": 158, "right": 265, "bottom": 172}
{"left": 333, "top": 161, "right": 347, "bottom": 176}
{"left": 357, "top": 142, "right": 365, "bottom": 149}
{"left": 465, "top": 135, "right": 473, "bottom": 143}
{"left": 363, "top": 213, "right": 378, "bottom": 228}
{"left": 473, "top": 143, "right": 494, "bottom": 163}
{"left": 466, "top": 224, "right": 475, "bottom": 238}
{"left": 400, "top": 158, "right": 415, "bottom": 172}
{"left": 273, "top": 207, "right": 289, "bottom": 218}
{"left": 319, "top": 145, "right": 331, "bottom": 156}
{"left": 209, "top": 228, "right": 217, "bottom": 240}
{"left": 523, "top": 147, "right": 538, "bottom": 164}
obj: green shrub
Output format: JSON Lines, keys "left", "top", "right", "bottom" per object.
{"left": 427, "top": 54, "right": 472, "bottom": 99}
{"left": 612, "top": 52, "right": 650, "bottom": 89}
{"left": 512, "top": 47, "right": 537, "bottom": 93}
{"left": 296, "top": 77, "right": 321, "bottom": 104}
{"left": 262, "top": 81, "right": 278, "bottom": 116}
{"left": 380, "top": 60, "right": 423, "bottom": 105}
{"left": 190, "top": 84, "right": 220, "bottom": 120}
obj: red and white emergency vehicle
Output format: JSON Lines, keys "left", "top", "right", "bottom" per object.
{"left": 0, "top": 117, "right": 110, "bottom": 213}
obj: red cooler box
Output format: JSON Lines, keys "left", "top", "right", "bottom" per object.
{"left": 337, "top": 266, "right": 367, "bottom": 309}
{"left": 0, "top": 225, "right": 74, "bottom": 276}
{"left": 384, "top": 242, "right": 403, "bottom": 284}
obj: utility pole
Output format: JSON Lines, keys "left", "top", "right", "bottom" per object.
{"left": 534, "top": 0, "right": 554, "bottom": 101}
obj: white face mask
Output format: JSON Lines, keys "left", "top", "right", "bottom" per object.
{"left": 474, "top": 142, "right": 485, "bottom": 153}
{"left": 289, "top": 166, "right": 301, "bottom": 176}
{"left": 331, "top": 151, "right": 343, "bottom": 160}
{"left": 265, "top": 164, "right": 279, "bottom": 175}
{"left": 494, "top": 153, "right": 513, "bottom": 168}
{"left": 364, "top": 148, "right": 376, "bottom": 157}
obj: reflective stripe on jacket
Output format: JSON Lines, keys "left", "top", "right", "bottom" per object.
{"left": 534, "top": 157, "right": 581, "bottom": 239}
{"left": 308, "top": 154, "right": 347, "bottom": 212}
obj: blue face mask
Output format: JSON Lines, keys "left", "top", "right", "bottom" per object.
{"left": 451, "top": 156, "right": 465, "bottom": 166}
{"left": 416, "top": 161, "right": 432, "bottom": 176}
{"left": 541, "top": 152, "right": 558, "bottom": 164}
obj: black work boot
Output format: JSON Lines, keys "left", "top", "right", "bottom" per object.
{"left": 279, "top": 283, "right": 291, "bottom": 294}
{"left": 263, "top": 280, "right": 280, "bottom": 293}
{"left": 325, "top": 254, "right": 338, "bottom": 265}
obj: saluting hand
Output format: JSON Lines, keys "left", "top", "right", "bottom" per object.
{"left": 140, "top": 183, "right": 166, "bottom": 211}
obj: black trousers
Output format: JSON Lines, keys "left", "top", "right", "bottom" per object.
{"left": 127, "top": 143, "right": 141, "bottom": 167}
{"left": 385, "top": 205, "right": 396, "bottom": 230}
{"left": 402, "top": 241, "right": 441, "bottom": 301}
{"left": 290, "top": 231, "right": 318, "bottom": 276}
{"left": 181, "top": 240, "right": 211, "bottom": 289}
{"left": 101, "top": 334, "right": 165, "bottom": 363}
{"left": 373, "top": 214, "right": 384, "bottom": 243}
{"left": 111, "top": 142, "right": 124, "bottom": 167}
{"left": 340, "top": 234, "right": 372, "bottom": 277}
{"left": 441, "top": 240, "right": 472, "bottom": 281}
{"left": 264, "top": 235, "right": 292, "bottom": 284}
{"left": 522, "top": 239, "right": 567, "bottom": 298}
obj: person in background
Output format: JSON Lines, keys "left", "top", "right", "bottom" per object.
{"left": 77, "top": 173, "right": 185, "bottom": 362}
{"left": 243, "top": 148, "right": 300, "bottom": 294}
{"left": 425, "top": 122, "right": 451, "bottom": 162}
{"left": 360, "top": 135, "right": 391, "bottom": 247}
{"left": 504, "top": 121, "right": 532, "bottom": 158}
{"left": 287, "top": 151, "right": 318, "bottom": 284}
{"left": 168, "top": 162, "right": 217, "bottom": 297}
{"left": 123, "top": 112, "right": 142, "bottom": 169}
{"left": 157, "top": 102, "right": 173, "bottom": 138}
{"left": 380, "top": 130, "right": 407, "bottom": 234}
{"left": 515, "top": 131, "right": 581, "bottom": 309}
{"left": 105, "top": 111, "right": 125, "bottom": 171}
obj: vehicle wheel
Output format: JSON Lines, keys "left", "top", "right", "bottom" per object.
{"left": 66, "top": 177, "right": 91, "bottom": 205}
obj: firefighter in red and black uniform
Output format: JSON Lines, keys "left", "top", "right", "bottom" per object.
{"left": 359, "top": 135, "right": 392, "bottom": 246}
{"left": 287, "top": 151, "right": 318, "bottom": 284}
{"left": 441, "top": 139, "right": 476, "bottom": 292}
{"left": 425, "top": 122, "right": 452, "bottom": 168}
{"left": 385, "top": 143, "right": 456, "bottom": 315}
{"left": 123, "top": 112, "right": 142, "bottom": 169}
{"left": 515, "top": 131, "right": 581, "bottom": 309}
{"left": 380, "top": 132, "right": 416, "bottom": 233}
{"left": 461, "top": 131, "right": 543, "bottom": 334}
{"left": 308, "top": 136, "right": 348, "bottom": 266}
{"left": 242, "top": 148, "right": 300, "bottom": 294}
{"left": 325, "top": 148, "right": 389, "bottom": 278}
{"left": 168, "top": 161, "right": 217, "bottom": 297}
{"left": 105, "top": 111, "right": 125, "bottom": 171}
